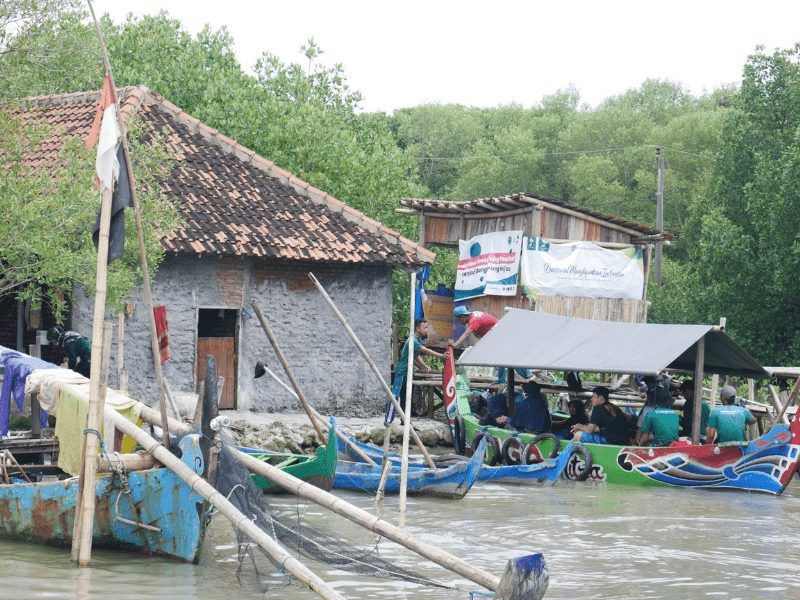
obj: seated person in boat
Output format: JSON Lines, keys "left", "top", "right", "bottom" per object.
{"left": 571, "top": 386, "right": 630, "bottom": 445}
{"left": 705, "top": 386, "right": 756, "bottom": 444}
{"left": 678, "top": 379, "right": 709, "bottom": 440}
{"left": 496, "top": 381, "right": 552, "bottom": 433}
{"left": 552, "top": 398, "right": 589, "bottom": 439}
{"left": 47, "top": 325, "right": 91, "bottom": 378}
{"left": 638, "top": 387, "right": 679, "bottom": 446}
{"left": 473, "top": 390, "right": 514, "bottom": 426}
{"left": 390, "top": 319, "right": 444, "bottom": 422}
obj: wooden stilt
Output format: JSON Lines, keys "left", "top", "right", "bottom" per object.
{"left": 768, "top": 385, "right": 790, "bottom": 425}
{"left": 691, "top": 335, "right": 706, "bottom": 445}
{"left": 75, "top": 322, "right": 114, "bottom": 565}
{"left": 774, "top": 376, "right": 800, "bottom": 424}
{"left": 250, "top": 300, "right": 327, "bottom": 444}
{"left": 307, "top": 273, "right": 436, "bottom": 468}
{"left": 375, "top": 426, "right": 392, "bottom": 503}
{"left": 399, "top": 272, "right": 417, "bottom": 513}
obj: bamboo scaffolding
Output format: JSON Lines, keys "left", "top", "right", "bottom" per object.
{"left": 104, "top": 410, "right": 341, "bottom": 600}
{"left": 307, "top": 273, "right": 436, "bottom": 468}
{"left": 250, "top": 300, "right": 327, "bottom": 444}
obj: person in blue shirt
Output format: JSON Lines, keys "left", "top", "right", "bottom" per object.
{"left": 497, "top": 381, "right": 552, "bottom": 433}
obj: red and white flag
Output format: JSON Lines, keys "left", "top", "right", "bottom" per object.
{"left": 86, "top": 74, "right": 119, "bottom": 191}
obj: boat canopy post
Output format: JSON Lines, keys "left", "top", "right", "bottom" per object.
{"left": 307, "top": 272, "right": 436, "bottom": 468}
{"left": 691, "top": 335, "right": 706, "bottom": 445}
{"left": 399, "top": 271, "right": 416, "bottom": 513}
{"left": 506, "top": 367, "right": 516, "bottom": 416}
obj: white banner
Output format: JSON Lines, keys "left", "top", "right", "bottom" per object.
{"left": 455, "top": 231, "right": 522, "bottom": 301}
{"left": 520, "top": 237, "right": 644, "bottom": 299}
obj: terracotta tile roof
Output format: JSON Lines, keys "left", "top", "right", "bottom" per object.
{"left": 4, "top": 87, "right": 434, "bottom": 268}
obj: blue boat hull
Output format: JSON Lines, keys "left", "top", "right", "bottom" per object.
{"left": 0, "top": 435, "right": 207, "bottom": 562}
{"left": 337, "top": 434, "right": 571, "bottom": 485}
{"left": 333, "top": 440, "right": 485, "bottom": 498}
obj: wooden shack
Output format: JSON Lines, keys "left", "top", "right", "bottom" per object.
{"left": 399, "top": 193, "right": 672, "bottom": 344}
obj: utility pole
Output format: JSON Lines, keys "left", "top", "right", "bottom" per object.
{"left": 655, "top": 147, "right": 665, "bottom": 286}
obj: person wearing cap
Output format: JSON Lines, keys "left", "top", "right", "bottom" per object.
{"left": 705, "top": 386, "right": 756, "bottom": 444}
{"left": 638, "top": 386, "right": 679, "bottom": 446}
{"left": 46, "top": 325, "right": 91, "bottom": 377}
{"left": 571, "top": 386, "right": 630, "bottom": 445}
{"left": 388, "top": 319, "right": 444, "bottom": 424}
{"left": 450, "top": 306, "right": 498, "bottom": 348}
{"left": 678, "top": 379, "right": 710, "bottom": 439}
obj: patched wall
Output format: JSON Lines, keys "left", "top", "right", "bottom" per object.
{"left": 72, "top": 254, "right": 393, "bottom": 416}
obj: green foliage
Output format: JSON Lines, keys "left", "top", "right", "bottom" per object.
{"left": 0, "top": 112, "right": 178, "bottom": 318}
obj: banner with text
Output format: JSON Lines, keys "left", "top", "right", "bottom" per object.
{"left": 455, "top": 230, "right": 523, "bottom": 301}
{"left": 520, "top": 237, "right": 644, "bottom": 299}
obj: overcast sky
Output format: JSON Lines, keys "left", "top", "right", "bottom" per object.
{"left": 100, "top": 0, "right": 800, "bottom": 113}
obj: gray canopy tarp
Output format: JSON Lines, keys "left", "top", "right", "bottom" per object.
{"left": 457, "top": 309, "right": 767, "bottom": 378}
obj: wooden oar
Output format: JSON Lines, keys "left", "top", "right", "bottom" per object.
{"left": 104, "top": 409, "right": 342, "bottom": 600}
{"left": 307, "top": 272, "right": 436, "bottom": 468}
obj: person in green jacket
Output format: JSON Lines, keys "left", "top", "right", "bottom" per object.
{"left": 47, "top": 325, "right": 91, "bottom": 378}
{"left": 706, "top": 386, "right": 756, "bottom": 444}
{"left": 388, "top": 319, "right": 443, "bottom": 424}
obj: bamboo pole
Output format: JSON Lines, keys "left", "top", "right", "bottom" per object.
{"left": 249, "top": 300, "right": 327, "bottom": 443}
{"left": 708, "top": 317, "right": 726, "bottom": 411}
{"left": 74, "top": 322, "right": 113, "bottom": 565}
{"left": 86, "top": 0, "right": 171, "bottom": 450}
{"left": 374, "top": 426, "right": 392, "bottom": 503}
{"left": 768, "top": 385, "right": 790, "bottom": 425}
{"left": 234, "top": 448, "right": 500, "bottom": 593}
{"left": 774, "top": 376, "right": 800, "bottom": 425}
{"left": 260, "top": 364, "right": 376, "bottom": 465}
{"left": 117, "top": 313, "right": 127, "bottom": 393}
{"left": 104, "top": 411, "right": 342, "bottom": 600}
{"left": 691, "top": 335, "right": 706, "bottom": 445}
{"left": 399, "top": 272, "right": 416, "bottom": 513}
{"left": 307, "top": 273, "right": 435, "bottom": 468}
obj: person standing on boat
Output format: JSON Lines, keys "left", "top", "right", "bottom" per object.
{"left": 450, "top": 306, "right": 498, "bottom": 348}
{"left": 678, "top": 379, "right": 709, "bottom": 440}
{"left": 388, "top": 319, "right": 444, "bottom": 424}
{"left": 638, "top": 387, "right": 679, "bottom": 446}
{"left": 571, "top": 386, "right": 630, "bottom": 445}
{"left": 46, "top": 325, "right": 91, "bottom": 378}
{"left": 705, "top": 386, "right": 756, "bottom": 444}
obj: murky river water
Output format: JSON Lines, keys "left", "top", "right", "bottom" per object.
{"left": 3, "top": 479, "right": 799, "bottom": 599}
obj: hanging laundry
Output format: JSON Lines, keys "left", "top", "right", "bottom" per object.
{"left": 153, "top": 306, "right": 170, "bottom": 363}
{"left": 0, "top": 349, "right": 53, "bottom": 437}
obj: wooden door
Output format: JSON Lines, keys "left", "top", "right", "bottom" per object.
{"left": 196, "top": 337, "right": 236, "bottom": 409}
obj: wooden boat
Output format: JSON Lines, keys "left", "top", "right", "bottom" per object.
{"left": 337, "top": 433, "right": 574, "bottom": 485}
{"left": 453, "top": 376, "right": 800, "bottom": 494}
{"left": 239, "top": 424, "right": 338, "bottom": 493}
{"left": 333, "top": 438, "right": 485, "bottom": 498}
{"left": 0, "top": 434, "right": 207, "bottom": 561}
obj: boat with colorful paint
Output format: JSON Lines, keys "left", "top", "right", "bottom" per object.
{"left": 336, "top": 431, "right": 574, "bottom": 485}
{"left": 445, "top": 310, "right": 800, "bottom": 495}
{"left": 333, "top": 438, "right": 485, "bottom": 498}
{"left": 0, "top": 434, "right": 207, "bottom": 561}
{"left": 239, "top": 424, "right": 338, "bottom": 493}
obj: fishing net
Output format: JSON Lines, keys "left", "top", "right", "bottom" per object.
{"left": 211, "top": 431, "right": 455, "bottom": 594}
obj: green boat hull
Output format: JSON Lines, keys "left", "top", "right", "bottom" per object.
{"left": 244, "top": 429, "right": 338, "bottom": 493}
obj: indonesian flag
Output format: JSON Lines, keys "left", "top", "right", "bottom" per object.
{"left": 443, "top": 345, "right": 457, "bottom": 432}
{"left": 87, "top": 74, "right": 119, "bottom": 191}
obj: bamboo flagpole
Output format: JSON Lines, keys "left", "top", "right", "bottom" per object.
{"left": 399, "top": 272, "right": 417, "bottom": 513}
{"left": 307, "top": 273, "right": 436, "bottom": 468}
{"left": 86, "top": 0, "right": 171, "bottom": 449}
{"left": 250, "top": 300, "right": 327, "bottom": 443}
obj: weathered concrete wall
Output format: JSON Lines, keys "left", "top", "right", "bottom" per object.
{"left": 72, "top": 254, "right": 393, "bottom": 416}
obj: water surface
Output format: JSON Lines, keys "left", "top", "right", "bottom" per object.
{"left": 2, "top": 480, "right": 798, "bottom": 599}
